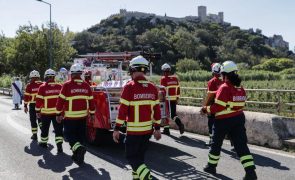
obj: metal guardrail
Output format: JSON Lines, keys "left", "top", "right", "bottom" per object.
{"left": 0, "top": 88, "right": 12, "bottom": 96}
{"left": 180, "top": 87, "right": 295, "bottom": 116}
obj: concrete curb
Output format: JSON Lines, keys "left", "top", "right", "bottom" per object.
{"left": 169, "top": 105, "right": 295, "bottom": 149}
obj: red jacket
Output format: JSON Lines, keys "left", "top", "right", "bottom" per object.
{"left": 24, "top": 80, "right": 43, "bottom": 107}
{"left": 206, "top": 81, "right": 246, "bottom": 119}
{"left": 56, "top": 78, "right": 95, "bottom": 120}
{"left": 85, "top": 79, "right": 97, "bottom": 87}
{"left": 160, "top": 75, "right": 180, "bottom": 101}
{"left": 35, "top": 80, "right": 62, "bottom": 116}
{"left": 115, "top": 76, "right": 161, "bottom": 135}
{"left": 207, "top": 75, "right": 223, "bottom": 94}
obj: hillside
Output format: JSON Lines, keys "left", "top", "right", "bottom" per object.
{"left": 72, "top": 10, "right": 295, "bottom": 73}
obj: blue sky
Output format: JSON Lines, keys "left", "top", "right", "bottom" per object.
{"left": 0, "top": 0, "right": 294, "bottom": 50}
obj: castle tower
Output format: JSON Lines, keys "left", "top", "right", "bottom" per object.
{"left": 198, "top": 6, "right": 207, "bottom": 22}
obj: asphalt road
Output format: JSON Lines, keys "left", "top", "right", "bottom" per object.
{"left": 0, "top": 95, "right": 294, "bottom": 180}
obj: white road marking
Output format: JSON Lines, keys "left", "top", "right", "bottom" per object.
{"left": 170, "top": 129, "right": 295, "bottom": 159}
{"left": 6, "top": 114, "right": 31, "bottom": 135}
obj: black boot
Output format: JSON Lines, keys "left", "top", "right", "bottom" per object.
{"left": 75, "top": 146, "right": 86, "bottom": 165}
{"left": 162, "top": 127, "right": 170, "bottom": 135}
{"left": 31, "top": 134, "right": 38, "bottom": 141}
{"left": 175, "top": 117, "right": 185, "bottom": 134}
{"left": 243, "top": 169, "right": 257, "bottom": 180}
{"left": 57, "top": 143, "right": 63, "bottom": 153}
{"left": 203, "top": 164, "right": 216, "bottom": 174}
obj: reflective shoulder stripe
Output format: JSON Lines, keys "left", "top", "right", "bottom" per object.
{"left": 36, "top": 95, "right": 44, "bottom": 99}
{"left": 44, "top": 95, "right": 59, "bottom": 99}
{"left": 215, "top": 99, "right": 227, "bottom": 107}
{"left": 120, "top": 98, "right": 130, "bottom": 106}
{"left": 59, "top": 94, "right": 66, "bottom": 99}
{"left": 74, "top": 79, "right": 83, "bottom": 83}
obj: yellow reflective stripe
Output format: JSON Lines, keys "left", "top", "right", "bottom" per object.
{"left": 228, "top": 101, "right": 245, "bottom": 107}
{"left": 134, "top": 105, "right": 139, "bottom": 123}
{"left": 168, "top": 96, "right": 178, "bottom": 100}
{"left": 89, "top": 110, "right": 95, "bottom": 114}
{"left": 209, "top": 153, "right": 220, "bottom": 160}
{"left": 127, "top": 121, "right": 153, "bottom": 126}
{"left": 136, "top": 164, "right": 147, "bottom": 175}
{"left": 44, "top": 95, "right": 59, "bottom": 99}
{"left": 206, "top": 106, "right": 211, "bottom": 113}
{"left": 139, "top": 168, "right": 150, "bottom": 180}
{"left": 215, "top": 109, "right": 242, "bottom": 116}
{"left": 35, "top": 108, "right": 41, "bottom": 111}
{"left": 56, "top": 110, "right": 62, "bottom": 114}
{"left": 127, "top": 125, "right": 152, "bottom": 132}
{"left": 48, "top": 82, "right": 59, "bottom": 85}
{"left": 65, "top": 95, "right": 89, "bottom": 100}
{"left": 116, "top": 118, "right": 125, "bottom": 125}
{"left": 24, "top": 92, "right": 30, "bottom": 95}
{"left": 153, "top": 119, "right": 161, "bottom": 125}
{"left": 36, "top": 95, "right": 44, "bottom": 99}
{"left": 207, "top": 91, "right": 216, "bottom": 93}
{"left": 151, "top": 104, "right": 154, "bottom": 122}
{"left": 120, "top": 98, "right": 130, "bottom": 106}
{"left": 240, "top": 155, "right": 253, "bottom": 162}
{"left": 88, "top": 96, "right": 93, "bottom": 100}
{"left": 215, "top": 99, "right": 227, "bottom": 107}
{"left": 208, "top": 159, "right": 219, "bottom": 164}
{"left": 74, "top": 79, "right": 83, "bottom": 83}
{"left": 243, "top": 161, "right": 255, "bottom": 168}
{"left": 138, "top": 80, "right": 149, "bottom": 84}
{"left": 59, "top": 94, "right": 66, "bottom": 99}
{"left": 41, "top": 108, "right": 57, "bottom": 114}
{"left": 72, "top": 142, "right": 81, "bottom": 152}
{"left": 65, "top": 110, "right": 88, "bottom": 117}
{"left": 130, "top": 100, "right": 158, "bottom": 106}
{"left": 167, "top": 85, "right": 179, "bottom": 88}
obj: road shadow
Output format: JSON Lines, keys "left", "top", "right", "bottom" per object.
{"left": 86, "top": 136, "right": 231, "bottom": 180}
{"left": 168, "top": 134, "right": 208, "bottom": 149}
{"left": 24, "top": 141, "right": 53, "bottom": 157}
{"left": 221, "top": 148, "right": 289, "bottom": 170}
{"left": 61, "top": 163, "right": 111, "bottom": 180}
{"left": 37, "top": 148, "right": 73, "bottom": 173}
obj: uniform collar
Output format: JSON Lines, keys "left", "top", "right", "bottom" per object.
{"left": 133, "top": 76, "right": 147, "bottom": 83}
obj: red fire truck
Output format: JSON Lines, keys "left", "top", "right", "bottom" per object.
{"left": 80, "top": 52, "right": 170, "bottom": 144}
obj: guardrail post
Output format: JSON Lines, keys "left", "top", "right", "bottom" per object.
{"left": 277, "top": 91, "right": 282, "bottom": 115}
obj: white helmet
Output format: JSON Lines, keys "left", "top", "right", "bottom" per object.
{"left": 161, "top": 63, "right": 171, "bottom": 71}
{"left": 211, "top": 63, "right": 221, "bottom": 74}
{"left": 59, "top": 67, "right": 68, "bottom": 73}
{"left": 220, "top": 61, "right": 238, "bottom": 73}
{"left": 44, "top": 69, "right": 56, "bottom": 77}
{"left": 70, "top": 64, "right": 83, "bottom": 74}
{"left": 29, "top": 70, "right": 40, "bottom": 78}
{"left": 130, "top": 55, "right": 149, "bottom": 67}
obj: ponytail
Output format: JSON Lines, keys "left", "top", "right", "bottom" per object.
{"left": 224, "top": 71, "right": 242, "bottom": 87}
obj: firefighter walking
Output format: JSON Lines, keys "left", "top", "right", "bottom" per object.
{"left": 113, "top": 56, "right": 161, "bottom": 180}
{"left": 56, "top": 64, "right": 95, "bottom": 165}
{"left": 24, "top": 70, "right": 43, "bottom": 140}
{"left": 35, "top": 69, "right": 63, "bottom": 153}
{"left": 203, "top": 63, "right": 223, "bottom": 146}
{"left": 201, "top": 61, "right": 257, "bottom": 180}
{"left": 160, "top": 63, "right": 184, "bottom": 135}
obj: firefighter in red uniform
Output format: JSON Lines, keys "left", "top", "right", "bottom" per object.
{"left": 83, "top": 70, "right": 97, "bottom": 87}
{"left": 56, "top": 64, "right": 95, "bottom": 165}
{"left": 201, "top": 61, "right": 257, "bottom": 180}
{"left": 160, "top": 63, "right": 184, "bottom": 135}
{"left": 35, "top": 69, "right": 63, "bottom": 153}
{"left": 113, "top": 56, "right": 161, "bottom": 180}
{"left": 203, "top": 63, "right": 223, "bottom": 146}
{"left": 24, "top": 70, "right": 43, "bottom": 140}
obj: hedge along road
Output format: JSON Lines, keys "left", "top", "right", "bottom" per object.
{"left": 0, "top": 95, "right": 294, "bottom": 180}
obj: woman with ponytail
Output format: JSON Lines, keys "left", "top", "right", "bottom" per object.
{"left": 201, "top": 61, "right": 257, "bottom": 180}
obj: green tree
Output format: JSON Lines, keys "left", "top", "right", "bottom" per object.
{"left": 176, "top": 58, "right": 201, "bottom": 73}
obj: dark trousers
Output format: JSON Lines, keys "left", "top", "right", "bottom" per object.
{"left": 29, "top": 103, "right": 42, "bottom": 135}
{"left": 209, "top": 113, "right": 255, "bottom": 171}
{"left": 63, "top": 119, "right": 86, "bottom": 152}
{"left": 125, "top": 135, "right": 151, "bottom": 171}
{"left": 207, "top": 115, "right": 215, "bottom": 136}
{"left": 170, "top": 101, "right": 177, "bottom": 119}
{"left": 40, "top": 115, "right": 63, "bottom": 145}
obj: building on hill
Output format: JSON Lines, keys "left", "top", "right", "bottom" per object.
{"left": 198, "top": 6, "right": 224, "bottom": 24}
